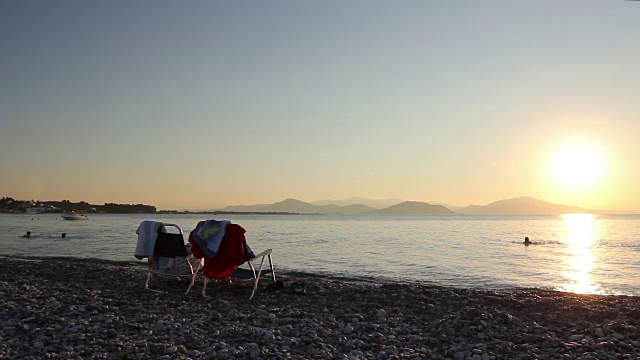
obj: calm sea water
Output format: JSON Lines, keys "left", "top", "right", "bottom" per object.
{"left": 1, "top": 213, "right": 639, "bottom": 295}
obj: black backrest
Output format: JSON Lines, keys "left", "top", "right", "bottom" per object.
{"left": 154, "top": 231, "right": 188, "bottom": 257}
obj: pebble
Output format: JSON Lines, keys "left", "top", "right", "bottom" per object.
{"left": 568, "top": 335, "right": 583, "bottom": 342}
{"left": 163, "top": 346, "right": 177, "bottom": 354}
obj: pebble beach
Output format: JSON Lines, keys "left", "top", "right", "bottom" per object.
{"left": 1, "top": 256, "right": 639, "bottom": 359}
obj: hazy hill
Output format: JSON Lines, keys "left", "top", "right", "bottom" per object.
{"left": 255, "top": 198, "right": 323, "bottom": 214}
{"left": 439, "top": 203, "right": 464, "bottom": 212}
{"left": 459, "top": 196, "right": 588, "bottom": 215}
{"left": 312, "top": 197, "right": 404, "bottom": 209}
{"left": 372, "top": 201, "right": 456, "bottom": 215}
{"left": 217, "top": 196, "right": 630, "bottom": 215}
{"left": 336, "top": 204, "right": 378, "bottom": 215}
{"left": 255, "top": 199, "right": 360, "bottom": 214}
{"left": 312, "top": 197, "right": 464, "bottom": 212}
{"left": 255, "top": 199, "right": 455, "bottom": 215}
{"left": 220, "top": 198, "right": 377, "bottom": 215}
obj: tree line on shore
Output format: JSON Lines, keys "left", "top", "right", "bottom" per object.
{"left": 0, "top": 197, "right": 156, "bottom": 214}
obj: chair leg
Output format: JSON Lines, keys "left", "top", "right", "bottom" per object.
{"left": 144, "top": 271, "right": 165, "bottom": 293}
{"left": 186, "top": 258, "right": 204, "bottom": 295}
{"left": 144, "top": 271, "right": 152, "bottom": 290}
{"left": 249, "top": 256, "right": 268, "bottom": 300}
{"left": 268, "top": 254, "right": 276, "bottom": 282}
{"left": 248, "top": 261, "right": 257, "bottom": 279}
{"left": 202, "top": 277, "right": 209, "bottom": 298}
{"left": 185, "top": 272, "right": 197, "bottom": 295}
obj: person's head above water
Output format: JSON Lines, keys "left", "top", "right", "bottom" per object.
{"left": 524, "top": 236, "right": 531, "bottom": 243}
{"left": 61, "top": 233, "right": 66, "bottom": 238}
{"left": 24, "top": 231, "right": 31, "bottom": 238}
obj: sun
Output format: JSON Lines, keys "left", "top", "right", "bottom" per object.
{"left": 549, "top": 142, "right": 606, "bottom": 190}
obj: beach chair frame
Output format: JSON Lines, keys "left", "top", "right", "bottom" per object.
{"left": 143, "top": 223, "right": 204, "bottom": 293}
{"left": 186, "top": 249, "right": 276, "bottom": 300}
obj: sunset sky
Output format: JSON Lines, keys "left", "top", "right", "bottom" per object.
{"left": 1, "top": 1, "right": 639, "bottom": 211}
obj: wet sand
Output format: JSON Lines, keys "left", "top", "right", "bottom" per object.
{"left": 1, "top": 256, "right": 639, "bottom": 359}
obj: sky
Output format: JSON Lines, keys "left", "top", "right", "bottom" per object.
{"left": 1, "top": 1, "right": 639, "bottom": 211}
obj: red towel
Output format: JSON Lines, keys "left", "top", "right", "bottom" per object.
{"left": 189, "top": 224, "right": 250, "bottom": 279}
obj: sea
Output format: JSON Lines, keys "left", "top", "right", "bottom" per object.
{"left": 1, "top": 213, "right": 639, "bottom": 296}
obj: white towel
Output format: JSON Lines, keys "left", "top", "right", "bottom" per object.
{"left": 135, "top": 220, "right": 162, "bottom": 258}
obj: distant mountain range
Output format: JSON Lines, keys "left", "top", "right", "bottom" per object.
{"left": 222, "top": 199, "right": 377, "bottom": 215}
{"left": 370, "top": 201, "right": 455, "bottom": 215}
{"left": 460, "top": 196, "right": 585, "bottom": 215}
{"left": 218, "top": 196, "right": 634, "bottom": 215}
{"left": 311, "top": 197, "right": 403, "bottom": 209}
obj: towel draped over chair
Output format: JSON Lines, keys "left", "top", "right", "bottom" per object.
{"left": 189, "top": 223, "right": 255, "bottom": 279}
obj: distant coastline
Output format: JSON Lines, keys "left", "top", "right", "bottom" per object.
{"left": 157, "top": 210, "right": 315, "bottom": 216}
{"left": 2, "top": 195, "right": 636, "bottom": 216}
{"left": 0, "top": 196, "right": 318, "bottom": 215}
{"left": 0, "top": 197, "right": 156, "bottom": 215}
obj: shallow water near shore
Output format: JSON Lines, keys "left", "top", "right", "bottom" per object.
{"left": 1, "top": 213, "right": 639, "bottom": 295}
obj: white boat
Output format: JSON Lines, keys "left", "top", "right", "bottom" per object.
{"left": 62, "top": 213, "right": 89, "bottom": 220}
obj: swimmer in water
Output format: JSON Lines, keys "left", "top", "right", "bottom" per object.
{"left": 23, "top": 231, "right": 31, "bottom": 238}
{"left": 524, "top": 236, "right": 532, "bottom": 245}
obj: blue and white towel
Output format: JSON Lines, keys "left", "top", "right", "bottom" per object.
{"left": 191, "top": 219, "right": 230, "bottom": 258}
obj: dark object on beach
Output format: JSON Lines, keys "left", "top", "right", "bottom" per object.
{"left": 265, "top": 280, "right": 305, "bottom": 295}
{"left": 288, "top": 282, "right": 306, "bottom": 295}
{"left": 266, "top": 280, "right": 285, "bottom": 291}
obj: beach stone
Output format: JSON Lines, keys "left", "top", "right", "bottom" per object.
{"left": 343, "top": 325, "right": 354, "bottom": 335}
{"left": 568, "top": 335, "right": 583, "bottom": 342}
{"left": 612, "top": 332, "right": 624, "bottom": 340}
{"left": 375, "top": 317, "right": 387, "bottom": 324}
{"left": 594, "top": 329, "right": 605, "bottom": 338}
{"left": 163, "top": 346, "right": 177, "bottom": 354}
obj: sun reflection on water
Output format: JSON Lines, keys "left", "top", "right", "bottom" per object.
{"left": 559, "top": 213, "right": 602, "bottom": 294}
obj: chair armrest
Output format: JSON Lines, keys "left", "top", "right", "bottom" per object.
{"left": 248, "top": 249, "right": 273, "bottom": 262}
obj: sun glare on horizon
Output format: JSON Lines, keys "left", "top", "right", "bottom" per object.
{"left": 549, "top": 142, "right": 607, "bottom": 191}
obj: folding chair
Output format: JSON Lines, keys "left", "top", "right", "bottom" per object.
{"left": 134, "top": 221, "right": 203, "bottom": 293}
{"left": 185, "top": 220, "right": 276, "bottom": 299}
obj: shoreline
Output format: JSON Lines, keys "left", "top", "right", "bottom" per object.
{"left": 1, "top": 256, "right": 639, "bottom": 359}
{"left": 3, "top": 254, "right": 635, "bottom": 296}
